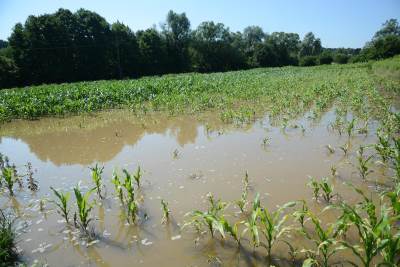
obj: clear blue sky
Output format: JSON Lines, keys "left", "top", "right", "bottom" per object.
{"left": 0, "top": 0, "right": 399, "bottom": 48}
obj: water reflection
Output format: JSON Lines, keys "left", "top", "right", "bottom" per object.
{"left": 0, "top": 111, "right": 241, "bottom": 166}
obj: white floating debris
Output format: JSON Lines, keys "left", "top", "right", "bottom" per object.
{"left": 86, "top": 240, "right": 99, "bottom": 247}
{"left": 179, "top": 186, "right": 184, "bottom": 189}
{"left": 37, "top": 228, "right": 44, "bottom": 232}
{"left": 141, "top": 238, "right": 153, "bottom": 246}
{"left": 171, "top": 235, "right": 181, "bottom": 241}
{"left": 103, "top": 230, "right": 111, "bottom": 237}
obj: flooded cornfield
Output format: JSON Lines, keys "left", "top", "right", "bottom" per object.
{"left": 0, "top": 107, "right": 396, "bottom": 267}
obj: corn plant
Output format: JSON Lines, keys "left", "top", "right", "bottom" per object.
{"left": 133, "top": 166, "right": 142, "bottom": 188}
{"left": 50, "top": 187, "right": 71, "bottom": 224}
{"left": 2, "top": 167, "right": 15, "bottom": 196}
{"left": 337, "top": 188, "right": 394, "bottom": 267}
{"left": 307, "top": 177, "right": 320, "bottom": 200}
{"left": 25, "top": 162, "right": 38, "bottom": 191}
{"left": 73, "top": 186, "right": 94, "bottom": 233}
{"left": 122, "top": 169, "right": 138, "bottom": 223}
{"left": 161, "top": 199, "right": 170, "bottom": 223}
{"left": 326, "top": 145, "right": 335, "bottom": 154}
{"left": 357, "top": 146, "right": 373, "bottom": 180}
{"left": 111, "top": 170, "right": 124, "bottom": 204}
{"left": 346, "top": 118, "right": 356, "bottom": 137}
{"left": 259, "top": 201, "right": 295, "bottom": 258}
{"left": 292, "top": 200, "right": 308, "bottom": 228}
{"left": 300, "top": 212, "right": 345, "bottom": 267}
{"left": 384, "top": 183, "right": 400, "bottom": 216}
{"left": 0, "top": 209, "right": 18, "bottom": 265}
{"left": 330, "top": 165, "right": 337, "bottom": 177}
{"left": 320, "top": 177, "right": 334, "bottom": 203}
{"left": 375, "top": 133, "right": 392, "bottom": 163}
{"left": 90, "top": 164, "right": 104, "bottom": 199}
{"left": 220, "top": 217, "right": 242, "bottom": 246}
{"left": 339, "top": 142, "right": 349, "bottom": 156}
{"left": 244, "top": 193, "right": 261, "bottom": 249}
{"left": 236, "top": 189, "right": 247, "bottom": 213}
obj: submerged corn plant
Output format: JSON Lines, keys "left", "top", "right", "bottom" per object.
{"left": 346, "top": 118, "right": 356, "bottom": 138}
{"left": 326, "top": 145, "right": 335, "bottom": 154}
{"left": 300, "top": 211, "right": 345, "bottom": 267}
{"left": 336, "top": 187, "right": 396, "bottom": 267}
{"left": 161, "top": 199, "right": 170, "bottom": 223}
{"left": 307, "top": 177, "right": 320, "bottom": 201}
{"left": 111, "top": 170, "right": 124, "bottom": 204}
{"left": 320, "top": 177, "right": 334, "bottom": 203}
{"left": 357, "top": 146, "right": 373, "bottom": 180}
{"left": 2, "top": 167, "right": 15, "bottom": 196}
{"left": 259, "top": 201, "right": 296, "bottom": 258}
{"left": 50, "top": 187, "right": 71, "bottom": 224}
{"left": 339, "top": 142, "right": 349, "bottom": 156}
{"left": 122, "top": 169, "right": 138, "bottom": 223}
{"left": 90, "top": 163, "right": 104, "bottom": 199}
{"left": 73, "top": 186, "right": 94, "bottom": 234}
{"left": 244, "top": 193, "right": 261, "bottom": 249}
{"left": 375, "top": 133, "right": 392, "bottom": 163}
{"left": 25, "top": 162, "right": 38, "bottom": 191}
{"left": 133, "top": 166, "right": 142, "bottom": 188}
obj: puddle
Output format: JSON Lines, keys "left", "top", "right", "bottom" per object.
{"left": 0, "top": 109, "right": 390, "bottom": 266}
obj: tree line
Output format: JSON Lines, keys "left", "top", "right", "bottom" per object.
{"left": 0, "top": 9, "right": 399, "bottom": 89}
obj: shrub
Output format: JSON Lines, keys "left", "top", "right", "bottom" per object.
{"left": 299, "top": 56, "right": 318, "bottom": 66}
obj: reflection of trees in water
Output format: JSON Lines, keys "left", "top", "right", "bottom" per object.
{"left": 0, "top": 112, "right": 231, "bottom": 166}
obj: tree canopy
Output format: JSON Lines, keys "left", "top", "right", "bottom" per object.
{"left": 0, "top": 9, "right": 398, "bottom": 89}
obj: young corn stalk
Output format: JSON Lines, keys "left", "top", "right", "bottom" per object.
{"left": 111, "top": 170, "right": 124, "bottom": 205}
{"left": 337, "top": 187, "right": 394, "bottom": 267}
{"left": 320, "top": 177, "right": 334, "bottom": 203}
{"left": 375, "top": 133, "right": 392, "bottom": 163}
{"left": 244, "top": 193, "right": 261, "bottom": 249}
{"left": 326, "top": 145, "right": 335, "bottom": 154}
{"left": 90, "top": 164, "right": 104, "bottom": 199}
{"left": 161, "top": 199, "right": 170, "bottom": 223}
{"left": 259, "top": 201, "right": 296, "bottom": 258}
{"left": 73, "top": 186, "right": 94, "bottom": 234}
{"left": 300, "top": 211, "right": 345, "bottom": 267}
{"left": 339, "top": 142, "right": 349, "bottom": 156}
{"left": 357, "top": 146, "right": 373, "bottom": 180}
{"left": 2, "top": 167, "right": 15, "bottom": 196}
{"left": 50, "top": 187, "right": 70, "bottom": 224}
{"left": 133, "top": 166, "right": 142, "bottom": 188}
{"left": 26, "top": 162, "right": 38, "bottom": 191}
{"left": 346, "top": 118, "right": 356, "bottom": 138}
{"left": 123, "top": 169, "right": 138, "bottom": 223}
{"left": 307, "top": 177, "right": 320, "bottom": 201}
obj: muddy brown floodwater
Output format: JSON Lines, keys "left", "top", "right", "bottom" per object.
{"left": 0, "top": 109, "right": 389, "bottom": 266}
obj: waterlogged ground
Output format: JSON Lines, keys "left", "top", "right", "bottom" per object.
{"left": 0, "top": 109, "right": 392, "bottom": 266}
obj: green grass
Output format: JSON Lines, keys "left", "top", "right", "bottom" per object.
{"left": 0, "top": 58, "right": 398, "bottom": 124}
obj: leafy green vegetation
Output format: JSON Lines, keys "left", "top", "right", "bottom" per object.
{"left": 0, "top": 56, "right": 398, "bottom": 124}
{"left": 0, "top": 209, "right": 17, "bottom": 267}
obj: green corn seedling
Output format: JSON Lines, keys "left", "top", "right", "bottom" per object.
{"left": 161, "top": 199, "right": 170, "bottom": 223}
{"left": 2, "top": 167, "right": 15, "bottom": 196}
{"left": 259, "top": 201, "right": 296, "bottom": 258}
{"left": 111, "top": 170, "right": 124, "bottom": 204}
{"left": 90, "top": 164, "right": 104, "bottom": 199}
{"left": 357, "top": 146, "right": 373, "bottom": 180}
{"left": 307, "top": 177, "right": 320, "bottom": 200}
{"left": 133, "top": 166, "right": 142, "bottom": 188}
{"left": 50, "top": 187, "right": 71, "bottom": 224}
{"left": 73, "top": 186, "right": 94, "bottom": 234}
{"left": 244, "top": 193, "right": 261, "bottom": 249}
{"left": 320, "top": 177, "right": 334, "bottom": 203}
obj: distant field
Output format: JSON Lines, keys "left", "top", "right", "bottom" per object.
{"left": 0, "top": 56, "right": 398, "bottom": 123}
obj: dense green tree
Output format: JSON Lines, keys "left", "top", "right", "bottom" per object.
{"left": 137, "top": 28, "right": 167, "bottom": 75}
{"left": 111, "top": 22, "right": 140, "bottom": 78}
{"left": 299, "top": 32, "right": 322, "bottom": 57}
{"left": 0, "top": 56, "right": 18, "bottom": 88}
{"left": 318, "top": 51, "right": 333, "bottom": 65}
{"left": 163, "top": 10, "right": 191, "bottom": 73}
